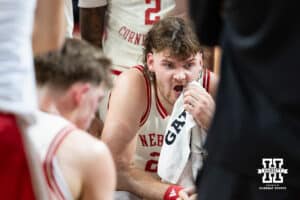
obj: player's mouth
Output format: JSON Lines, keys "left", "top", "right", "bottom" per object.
{"left": 173, "top": 85, "right": 184, "bottom": 97}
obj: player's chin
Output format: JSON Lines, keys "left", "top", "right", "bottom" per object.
{"left": 170, "top": 94, "right": 180, "bottom": 104}
{"left": 173, "top": 90, "right": 183, "bottom": 99}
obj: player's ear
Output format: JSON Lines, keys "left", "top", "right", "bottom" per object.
{"left": 72, "top": 82, "right": 91, "bottom": 106}
{"left": 147, "top": 52, "right": 154, "bottom": 72}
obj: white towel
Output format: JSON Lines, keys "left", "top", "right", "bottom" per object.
{"left": 158, "top": 81, "right": 207, "bottom": 187}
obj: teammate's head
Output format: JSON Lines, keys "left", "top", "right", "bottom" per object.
{"left": 35, "top": 38, "right": 112, "bottom": 130}
{"left": 143, "top": 17, "right": 203, "bottom": 106}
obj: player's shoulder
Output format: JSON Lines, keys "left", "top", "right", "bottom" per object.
{"left": 108, "top": 65, "right": 150, "bottom": 122}
{"left": 58, "top": 129, "right": 114, "bottom": 190}
{"left": 118, "top": 65, "right": 147, "bottom": 82}
{"left": 67, "top": 129, "right": 109, "bottom": 157}
{"left": 114, "top": 65, "right": 150, "bottom": 95}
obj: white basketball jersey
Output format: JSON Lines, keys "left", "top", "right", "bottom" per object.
{"left": 64, "top": 0, "right": 74, "bottom": 37}
{"left": 114, "top": 66, "right": 210, "bottom": 199}
{"left": 133, "top": 66, "right": 170, "bottom": 177}
{"left": 28, "top": 111, "right": 74, "bottom": 200}
{"left": 133, "top": 66, "right": 211, "bottom": 176}
{"left": 103, "top": 0, "right": 176, "bottom": 72}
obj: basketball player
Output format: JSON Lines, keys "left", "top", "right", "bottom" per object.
{"left": 29, "top": 38, "right": 116, "bottom": 200}
{"left": 79, "top": 0, "right": 184, "bottom": 126}
{"left": 0, "top": 0, "right": 65, "bottom": 199}
{"left": 79, "top": 0, "right": 185, "bottom": 72}
{"left": 101, "top": 17, "right": 218, "bottom": 200}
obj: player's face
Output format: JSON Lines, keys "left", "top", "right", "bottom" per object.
{"left": 76, "top": 83, "right": 106, "bottom": 130}
{"left": 147, "top": 49, "right": 203, "bottom": 106}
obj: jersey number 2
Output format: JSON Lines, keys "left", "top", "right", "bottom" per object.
{"left": 144, "top": 152, "right": 160, "bottom": 172}
{"left": 145, "top": 0, "right": 161, "bottom": 25}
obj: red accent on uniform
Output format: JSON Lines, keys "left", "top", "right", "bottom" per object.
{"left": 206, "top": 69, "right": 210, "bottom": 92}
{"left": 202, "top": 68, "right": 207, "bottom": 90}
{"left": 111, "top": 69, "right": 122, "bottom": 76}
{"left": 43, "top": 126, "right": 75, "bottom": 200}
{"left": 155, "top": 89, "right": 168, "bottom": 118}
{"left": 0, "top": 113, "right": 37, "bottom": 200}
{"left": 72, "top": 23, "right": 80, "bottom": 38}
{"left": 163, "top": 185, "right": 184, "bottom": 200}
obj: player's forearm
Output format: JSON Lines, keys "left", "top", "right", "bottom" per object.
{"left": 80, "top": 7, "right": 106, "bottom": 48}
{"left": 32, "top": 0, "right": 65, "bottom": 55}
{"left": 117, "top": 166, "right": 170, "bottom": 200}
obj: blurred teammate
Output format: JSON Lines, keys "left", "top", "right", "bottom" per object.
{"left": 102, "top": 17, "right": 218, "bottom": 200}
{"left": 30, "top": 38, "right": 116, "bottom": 200}
{"left": 0, "top": 0, "right": 65, "bottom": 199}
{"left": 79, "top": 0, "right": 189, "bottom": 73}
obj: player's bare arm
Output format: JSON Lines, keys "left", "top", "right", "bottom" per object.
{"left": 102, "top": 69, "right": 171, "bottom": 199}
{"left": 80, "top": 6, "right": 106, "bottom": 48}
{"left": 168, "top": 0, "right": 189, "bottom": 19}
{"left": 33, "top": 0, "right": 65, "bottom": 55}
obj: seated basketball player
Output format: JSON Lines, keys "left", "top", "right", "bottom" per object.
{"left": 101, "top": 17, "right": 218, "bottom": 200}
{"left": 29, "top": 38, "right": 116, "bottom": 200}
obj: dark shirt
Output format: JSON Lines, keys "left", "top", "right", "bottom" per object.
{"left": 190, "top": 0, "right": 300, "bottom": 187}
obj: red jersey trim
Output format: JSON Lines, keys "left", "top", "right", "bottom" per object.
{"left": 206, "top": 69, "right": 210, "bottom": 92}
{"left": 202, "top": 68, "right": 211, "bottom": 92}
{"left": 203, "top": 68, "right": 207, "bottom": 90}
{"left": 155, "top": 88, "right": 168, "bottom": 119}
{"left": 111, "top": 69, "right": 122, "bottom": 76}
{"left": 43, "top": 125, "right": 75, "bottom": 200}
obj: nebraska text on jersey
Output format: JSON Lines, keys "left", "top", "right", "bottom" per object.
{"left": 139, "top": 133, "right": 164, "bottom": 147}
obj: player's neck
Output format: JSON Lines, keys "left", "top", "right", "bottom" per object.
{"left": 37, "top": 86, "right": 62, "bottom": 115}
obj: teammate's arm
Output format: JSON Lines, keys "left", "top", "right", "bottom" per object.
{"left": 81, "top": 135, "right": 116, "bottom": 200}
{"left": 80, "top": 6, "right": 106, "bottom": 48}
{"left": 168, "top": 0, "right": 189, "bottom": 19}
{"left": 32, "top": 0, "right": 65, "bottom": 55}
{"left": 102, "top": 70, "right": 177, "bottom": 200}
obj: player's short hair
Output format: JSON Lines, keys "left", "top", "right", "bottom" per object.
{"left": 143, "top": 17, "right": 202, "bottom": 78}
{"left": 34, "top": 38, "right": 112, "bottom": 90}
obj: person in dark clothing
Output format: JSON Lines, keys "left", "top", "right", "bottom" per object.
{"left": 188, "top": 0, "right": 300, "bottom": 199}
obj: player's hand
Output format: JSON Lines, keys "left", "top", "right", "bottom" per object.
{"left": 183, "top": 84, "right": 215, "bottom": 130}
{"left": 177, "top": 187, "right": 197, "bottom": 200}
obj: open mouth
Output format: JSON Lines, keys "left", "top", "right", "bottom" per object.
{"left": 174, "top": 85, "right": 184, "bottom": 92}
